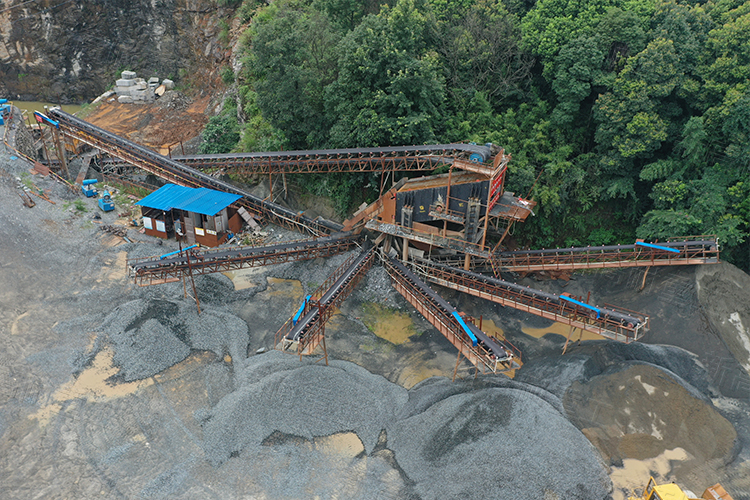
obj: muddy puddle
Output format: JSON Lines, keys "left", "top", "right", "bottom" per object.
{"left": 360, "top": 302, "right": 416, "bottom": 345}
{"left": 522, "top": 321, "right": 603, "bottom": 341}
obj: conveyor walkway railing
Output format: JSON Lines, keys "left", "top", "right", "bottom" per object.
{"left": 384, "top": 256, "right": 521, "bottom": 375}
{"left": 171, "top": 144, "right": 494, "bottom": 176}
{"left": 411, "top": 259, "right": 649, "bottom": 343}
{"left": 492, "top": 236, "right": 719, "bottom": 273}
{"left": 45, "top": 108, "right": 341, "bottom": 236}
{"left": 275, "top": 244, "right": 376, "bottom": 361}
{"left": 127, "top": 235, "right": 362, "bottom": 286}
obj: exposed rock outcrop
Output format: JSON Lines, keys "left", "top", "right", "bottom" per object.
{"left": 0, "top": 0, "right": 234, "bottom": 102}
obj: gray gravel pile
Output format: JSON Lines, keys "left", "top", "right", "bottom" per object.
{"left": 111, "top": 317, "right": 188, "bottom": 381}
{"left": 155, "top": 91, "right": 191, "bottom": 111}
{"left": 97, "top": 297, "right": 250, "bottom": 381}
{"left": 274, "top": 249, "right": 357, "bottom": 294}
{"left": 199, "top": 352, "right": 612, "bottom": 498}
{"left": 516, "top": 340, "right": 714, "bottom": 401}
{"left": 201, "top": 351, "right": 408, "bottom": 466}
{"left": 183, "top": 306, "right": 249, "bottom": 364}
{"left": 388, "top": 380, "right": 612, "bottom": 499}
{"left": 352, "top": 264, "right": 401, "bottom": 308}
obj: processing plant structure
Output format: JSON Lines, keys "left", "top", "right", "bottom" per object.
{"left": 37, "top": 108, "right": 720, "bottom": 378}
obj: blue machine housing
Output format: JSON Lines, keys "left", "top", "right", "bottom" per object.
{"left": 98, "top": 191, "right": 115, "bottom": 212}
{"left": 82, "top": 179, "right": 98, "bottom": 197}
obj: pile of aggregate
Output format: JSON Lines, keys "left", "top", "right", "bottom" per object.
{"left": 200, "top": 351, "right": 407, "bottom": 465}
{"left": 198, "top": 351, "right": 613, "bottom": 499}
{"left": 389, "top": 377, "right": 611, "bottom": 499}
{"left": 352, "top": 264, "right": 402, "bottom": 308}
{"left": 515, "top": 340, "right": 715, "bottom": 400}
{"left": 96, "top": 297, "right": 250, "bottom": 381}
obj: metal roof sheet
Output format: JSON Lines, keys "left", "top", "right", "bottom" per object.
{"left": 179, "top": 187, "right": 242, "bottom": 216}
{"left": 136, "top": 184, "right": 242, "bottom": 216}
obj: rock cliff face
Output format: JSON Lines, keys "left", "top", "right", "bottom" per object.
{"left": 0, "top": 0, "right": 233, "bottom": 102}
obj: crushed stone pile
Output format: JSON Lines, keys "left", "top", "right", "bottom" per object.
{"left": 389, "top": 378, "right": 611, "bottom": 500}
{"left": 516, "top": 341, "right": 715, "bottom": 400}
{"left": 197, "top": 351, "right": 612, "bottom": 499}
{"left": 96, "top": 297, "right": 250, "bottom": 381}
{"left": 200, "top": 351, "right": 408, "bottom": 466}
{"left": 564, "top": 363, "right": 738, "bottom": 465}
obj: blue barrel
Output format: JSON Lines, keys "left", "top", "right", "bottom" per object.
{"left": 469, "top": 153, "right": 484, "bottom": 163}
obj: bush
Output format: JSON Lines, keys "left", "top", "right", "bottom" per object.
{"left": 221, "top": 66, "right": 235, "bottom": 85}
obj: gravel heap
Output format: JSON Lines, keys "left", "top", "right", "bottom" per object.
{"left": 200, "top": 351, "right": 408, "bottom": 465}
{"left": 389, "top": 377, "right": 611, "bottom": 500}
{"left": 97, "top": 297, "right": 250, "bottom": 381}
{"left": 516, "top": 340, "right": 715, "bottom": 400}
{"left": 155, "top": 91, "right": 191, "bottom": 111}
{"left": 197, "top": 351, "right": 612, "bottom": 499}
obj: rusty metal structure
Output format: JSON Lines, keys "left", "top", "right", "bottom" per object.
{"left": 384, "top": 256, "right": 521, "bottom": 377}
{"left": 46, "top": 108, "right": 341, "bottom": 237}
{"left": 38, "top": 108, "right": 723, "bottom": 374}
{"left": 275, "top": 244, "right": 376, "bottom": 363}
{"left": 491, "top": 236, "right": 719, "bottom": 273}
{"left": 128, "top": 234, "right": 362, "bottom": 286}
{"left": 411, "top": 259, "right": 648, "bottom": 346}
{"left": 173, "top": 145, "right": 494, "bottom": 176}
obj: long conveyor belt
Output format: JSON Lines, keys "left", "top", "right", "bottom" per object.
{"left": 171, "top": 143, "right": 494, "bottom": 175}
{"left": 492, "top": 237, "right": 719, "bottom": 272}
{"left": 412, "top": 259, "right": 649, "bottom": 343}
{"left": 46, "top": 108, "right": 343, "bottom": 236}
{"left": 384, "top": 256, "right": 521, "bottom": 374}
{"left": 276, "top": 244, "right": 376, "bottom": 358}
{"left": 127, "top": 234, "right": 362, "bottom": 286}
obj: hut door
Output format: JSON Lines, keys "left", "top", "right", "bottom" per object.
{"left": 184, "top": 212, "right": 196, "bottom": 244}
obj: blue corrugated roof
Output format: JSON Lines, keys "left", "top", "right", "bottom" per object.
{"left": 136, "top": 184, "right": 242, "bottom": 216}
{"left": 179, "top": 187, "right": 242, "bottom": 216}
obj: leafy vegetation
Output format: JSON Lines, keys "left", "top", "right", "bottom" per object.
{"left": 210, "top": 0, "right": 750, "bottom": 271}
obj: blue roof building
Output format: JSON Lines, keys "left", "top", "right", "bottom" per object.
{"left": 136, "top": 184, "right": 244, "bottom": 247}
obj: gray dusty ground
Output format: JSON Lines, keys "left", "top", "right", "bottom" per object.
{"left": 2, "top": 115, "right": 750, "bottom": 499}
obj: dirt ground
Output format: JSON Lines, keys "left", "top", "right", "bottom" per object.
{"left": 2, "top": 108, "right": 750, "bottom": 499}
{"left": 82, "top": 93, "right": 212, "bottom": 155}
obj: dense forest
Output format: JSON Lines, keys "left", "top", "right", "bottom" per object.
{"left": 205, "top": 0, "right": 750, "bottom": 271}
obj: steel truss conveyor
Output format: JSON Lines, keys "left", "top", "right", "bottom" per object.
{"left": 492, "top": 237, "right": 719, "bottom": 273}
{"left": 384, "top": 256, "right": 521, "bottom": 375}
{"left": 172, "top": 144, "right": 493, "bottom": 176}
{"left": 275, "top": 244, "right": 376, "bottom": 362}
{"left": 45, "top": 108, "right": 341, "bottom": 236}
{"left": 412, "top": 260, "right": 649, "bottom": 343}
{"left": 127, "top": 235, "right": 362, "bottom": 286}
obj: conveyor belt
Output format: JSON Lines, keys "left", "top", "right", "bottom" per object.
{"left": 384, "top": 256, "right": 520, "bottom": 373}
{"left": 412, "top": 259, "right": 649, "bottom": 343}
{"left": 171, "top": 143, "right": 493, "bottom": 175}
{"left": 127, "top": 234, "right": 362, "bottom": 286}
{"left": 277, "top": 244, "right": 376, "bottom": 356}
{"left": 492, "top": 237, "right": 719, "bottom": 272}
{"left": 46, "top": 108, "right": 342, "bottom": 236}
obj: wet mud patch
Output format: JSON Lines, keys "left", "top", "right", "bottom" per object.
{"left": 564, "top": 364, "right": 737, "bottom": 466}
{"left": 360, "top": 302, "right": 416, "bottom": 345}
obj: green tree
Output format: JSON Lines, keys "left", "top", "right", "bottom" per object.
{"left": 430, "top": 0, "right": 533, "bottom": 107}
{"left": 326, "top": 0, "right": 445, "bottom": 147}
{"left": 520, "top": 0, "right": 626, "bottom": 69}
{"left": 249, "top": 0, "right": 340, "bottom": 149}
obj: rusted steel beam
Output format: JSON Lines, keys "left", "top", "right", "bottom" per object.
{"left": 493, "top": 238, "right": 719, "bottom": 272}
{"left": 275, "top": 246, "right": 375, "bottom": 356}
{"left": 383, "top": 258, "right": 519, "bottom": 374}
{"left": 182, "top": 154, "right": 451, "bottom": 176}
{"left": 413, "top": 261, "right": 648, "bottom": 343}
{"left": 128, "top": 236, "right": 362, "bottom": 286}
{"left": 49, "top": 110, "right": 337, "bottom": 237}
